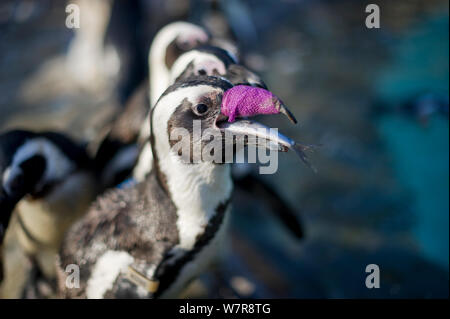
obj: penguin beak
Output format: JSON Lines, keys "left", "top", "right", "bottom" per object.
{"left": 220, "top": 85, "right": 297, "bottom": 124}
{"left": 215, "top": 86, "right": 314, "bottom": 168}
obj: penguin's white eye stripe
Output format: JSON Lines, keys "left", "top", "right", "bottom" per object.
{"left": 3, "top": 166, "right": 25, "bottom": 196}
{"left": 2, "top": 166, "right": 16, "bottom": 195}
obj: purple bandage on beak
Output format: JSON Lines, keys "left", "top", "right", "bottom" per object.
{"left": 218, "top": 85, "right": 315, "bottom": 170}
{"left": 221, "top": 85, "right": 297, "bottom": 124}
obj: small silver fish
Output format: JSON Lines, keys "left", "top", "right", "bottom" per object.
{"left": 218, "top": 119, "right": 316, "bottom": 171}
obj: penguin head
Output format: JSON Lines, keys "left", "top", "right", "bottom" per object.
{"left": 171, "top": 46, "right": 267, "bottom": 90}
{"left": 0, "top": 131, "right": 48, "bottom": 199}
{"left": 150, "top": 22, "right": 210, "bottom": 105}
{"left": 149, "top": 22, "right": 209, "bottom": 75}
{"left": 151, "top": 76, "right": 297, "bottom": 165}
{"left": 0, "top": 141, "right": 46, "bottom": 243}
{"left": 0, "top": 130, "right": 91, "bottom": 241}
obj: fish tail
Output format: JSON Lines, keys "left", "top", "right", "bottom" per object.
{"left": 292, "top": 143, "right": 318, "bottom": 173}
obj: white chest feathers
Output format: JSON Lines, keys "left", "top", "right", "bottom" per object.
{"left": 86, "top": 250, "right": 135, "bottom": 299}
{"left": 161, "top": 162, "right": 233, "bottom": 251}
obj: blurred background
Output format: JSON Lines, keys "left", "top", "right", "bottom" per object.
{"left": 0, "top": 0, "right": 448, "bottom": 298}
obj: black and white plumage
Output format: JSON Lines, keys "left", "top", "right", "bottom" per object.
{"left": 95, "top": 22, "right": 263, "bottom": 186}
{"left": 131, "top": 22, "right": 303, "bottom": 239}
{"left": 90, "top": 22, "right": 211, "bottom": 189}
{"left": 56, "top": 76, "right": 300, "bottom": 299}
{"left": 0, "top": 130, "right": 98, "bottom": 298}
{"left": 149, "top": 21, "right": 211, "bottom": 107}
{"left": 170, "top": 46, "right": 267, "bottom": 90}
{"left": 134, "top": 23, "right": 266, "bottom": 181}
{"left": 94, "top": 21, "right": 303, "bottom": 241}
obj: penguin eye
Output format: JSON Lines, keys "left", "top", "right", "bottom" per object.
{"left": 195, "top": 103, "right": 208, "bottom": 115}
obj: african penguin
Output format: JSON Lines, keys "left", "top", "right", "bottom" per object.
{"left": 127, "top": 23, "right": 303, "bottom": 240}
{"left": 132, "top": 30, "right": 303, "bottom": 239}
{"left": 95, "top": 22, "right": 262, "bottom": 188}
{"left": 170, "top": 45, "right": 265, "bottom": 88}
{"left": 56, "top": 76, "right": 301, "bottom": 299}
{"left": 134, "top": 28, "right": 266, "bottom": 181}
{"left": 89, "top": 22, "right": 211, "bottom": 189}
{"left": 149, "top": 21, "right": 210, "bottom": 107}
{"left": 0, "top": 130, "right": 98, "bottom": 298}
